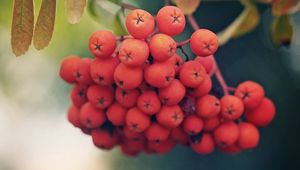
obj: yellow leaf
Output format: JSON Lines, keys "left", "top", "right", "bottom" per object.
{"left": 33, "top": 0, "right": 56, "bottom": 50}
{"left": 233, "top": 6, "right": 260, "bottom": 38}
{"left": 11, "top": 0, "right": 34, "bottom": 56}
{"left": 272, "top": 0, "right": 300, "bottom": 16}
{"left": 66, "top": 0, "right": 87, "bottom": 24}
{"left": 271, "top": 15, "right": 294, "bottom": 46}
{"left": 172, "top": 0, "right": 201, "bottom": 15}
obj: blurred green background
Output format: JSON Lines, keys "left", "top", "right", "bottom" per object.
{"left": 1, "top": 0, "right": 300, "bottom": 170}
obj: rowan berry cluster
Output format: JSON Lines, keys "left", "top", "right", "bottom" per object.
{"left": 59, "top": 6, "right": 276, "bottom": 156}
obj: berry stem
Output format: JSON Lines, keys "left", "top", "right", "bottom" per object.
{"left": 116, "top": 35, "right": 133, "bottom": 41}
{"left": 228, "top": 87, "right": 236, "bottom": 92}
{"left": 177, "top": 46, "right": 190, "bottom": 61}
{"left": 187, "top": 15, "right": 230, "bottom": 96}
{"left": 176, "top": 39, "right": 190, "bottom": 47}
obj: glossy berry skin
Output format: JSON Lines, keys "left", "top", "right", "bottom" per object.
{"left": 87, "top": 85, "right": 114, "bottom": 109}
{"left": 126, "top": 107, "right": 150, "bottom": 133}
{"left": 158, "top": 79, "right": 186, "bottom": 106}
{"left": 203, "top": 116, "right": 220, "bottom": 132}
{"left": 118, "top": 39, "right": 149, "bottom": 66}
{"left": 59, "top": 55, "right": 80, "bottom": 84}
{"left": 137, "top": 90, "right": 161, "bottom": 115}
{"left": 115, "top": 87, "right": 140, "bottom": 108}
{"left": 179, "top": 61, "right": 207, "bottom": 88}
{"left": 90, "top": 57, "right": 119, "bottom": 86}
{"left": 183, "top": 114, "right": 204, "bottom": 135}
{"left": 70, "top": 84, "right": 88, "bottom": 108}
{"left": 220, "top": 95, "right": 244, "bottom": 120}
{"left": 194, "top": 55, "right": 215, "bottom": 73}
{"left": 125, "top": 9, "right": 155, "bottom": 39}
{"left": 114, "top": 63, "right": 143, "bottom": 90}
{"left": 80, "top": 102, "right": 106, "bottom": 128}
{"left": 235, "top": 81, "right": 265, "bottom": 110}
{"left": 106, "top": 102, "right": 128, "bottom": 126}
{"left": 191, "top": 133, "right": 215, "bottom": 155}
{"left": 245, "top": 98, "right": 276, "bottom": 127}
{"left": 157, "top": 105, "right": 184, "bottom": 128}
{"left": 156, "top": 6, "right": 186, "bottom": 36}
{"left": 196, "top": 95, "right": 220, "bottom": 118}
{"left": 91, "top": 129, "right": 118, "bottom": 150}
{"left": 144, "top": 62, "right": 175, "bottom": 88}
{"left": 190, "top": 29, "right": 219, "bottom": 57}
{"left": 170, "top": 127, "right": 189, "bottom": 146}
{"left": 89, "top": 30, "right": 116, "bottom": 59}
{"left": 238, "top": 122, "right": 260, "bottom": 149}
{"left": 165, "top": 54, "right": 184, "bottom": 74}
{"left": 214, "top": 121, "right": 239, "bottom": 147}
{"left": 145, "top": 123, "right": 171, "bottom": 142}
{"left": 75, "top": 58, "right": 93, "bottom": 85}
{"left": 67, "top": 104, "right": 82, "bottom": 128}
{"left": 190, "top": 75, "right": 212, "bottom": 97}
{"left": 149, "top": 33, "right": 176, "bottom": 62}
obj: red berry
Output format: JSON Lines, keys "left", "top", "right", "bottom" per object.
{"left": 67, "top": 104, "right": 82, "bottom": 128}
{"left": 147, "top": 139, "right": 175, "bottom": 154}
{"left": 118, "top": 39, "right": 149, "bottom": 66}
{"left": 125, "top": 9, "right": 155, "bottom": 39}
{"left": 80, "top": 102, "right": 106, "bottom": 128}
{"left": 237, "top": 122, "right": 260, "bottom": 149}
{"left": 234, "top": 81, "right": 265, "bottom": 110}
{"left": 139, "top": 81, "right": 155, "bottom": 92}
{"left": 157, "top": 105, "right": 184, "bottom": 128}
{"left": 149, "top": 33, "right": 176, "bottom": 62}
{"left": 115, "top": 87, "right": 140, "bottom": 108}
{"left": 70, "top": 84, "right": 88, "bottom": 108}
{"left": 122, "top": 126, "right": 145, "bottom": 141}
{"left": 87, "top": 85, "right": 114, "bottom": 109}
{"left": 190, "top": 29, "right": 219, "bottom": 57}
{"left": 245, "top": 98, "right": 276, "bottom": 127}
{"left": 120, "top": 138, "right": 144, "bottom": 156}
{"left": 183, "top": 114, "right": 204, "bottom": 135}
{"left": 114, "top": 63, "right": 143, "bottom": 90}
{"left": 90, "top": 57, "right": 119, "bottom": 86}
{"left": 75, "top": 58, "right": 93, "bottom": 85}
{"left": 203, "top": 116, "right": 220, "bottom": 132}
{"left": 59, "top": 55, "right": 80, "bottom": 84}
{"left": 220, "top": 144, "right": 241, "bottom": 154}
{"left": 220, "top": 95, "right": 244, "bottom": 120}
{"left": 196, "top": 95, "right": 220, "bottom": 118}
{"left": 189, "top": 75, "right": 212, "bottom": 97}
{"left": 194, "top": 55, "right": 215, "bottom": 73}
{"left": 156, "top": 6, "right": 186, "bottom": 36}
{"left": 145, "top": 123, "right": 171, "bottom": 142}
{"left": 106, "top": 102, "right": 128, "bottom": 126}
{"left": 91, "top": 129, "right": 118, "bottom": 150}
{"left": 179, "top": 61, "right": 207, "bottom": 88}
{"left": 191, "top": 133, "right": 215, "bottom": 155}
{"left": 144, "top": 62, "right": 175, "bottom": 88}
{"left": 165, "top": 54, "right": 184, "bottom": 74}
{"left": 214, "top": 121, "right": 239, "bottom": 147}
{"left": 170, "top": 127, "right": 189, "bottom": 146}
{"left": 137, "top": 90, "right": 161, "bottom": 115}
{"left": 126, "top": 107, "right": 150, "bottom": 133}
{"left": 158, "top": 79, "right": 186, "bottom": 105}
{"left": 89, "top": 30, "right": 116, "bottom": 59}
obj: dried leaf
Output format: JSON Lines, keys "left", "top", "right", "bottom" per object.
{"left": 233, "top": 6, "right": 260, "bottom": 38}
{"left": 11, "top": 0, "right": 34, "bottom": 56}
{"left": 271, "top": 15, "right": 294, "bottom": 46}
{"left": 33, "top": 0, "right": 56, "bottom": 50}
{"left": 66, "top": 0, "right": 87, "bottom": 24}
{"left": 172, "top": 0, "right": 201, "bottom": 15}
{"left": 272, "top": 0, "right": 300, "bottom": 16}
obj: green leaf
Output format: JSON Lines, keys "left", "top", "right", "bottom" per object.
{"left": 33, "top": 0, "right": 56, "bottom": 50}
{"left": 66, "top": 0, "right": 87, "bottom": 24}
{"left": 172, "top": 0, "right": 201, "bottom": 15}
{"left": 271, "top": 15, "right": 294, "bottom": 46}
{"left": 232, "top": 6, "right": 260, "bottom": 38}
{"left": 272, "top": 0, "right": 300, "bottom": 16}
{"left": 88, "top": 0, "right": 127, "bottom": 35}
{"left": 11, "top": 0, "right": 34, "bottom": 56}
